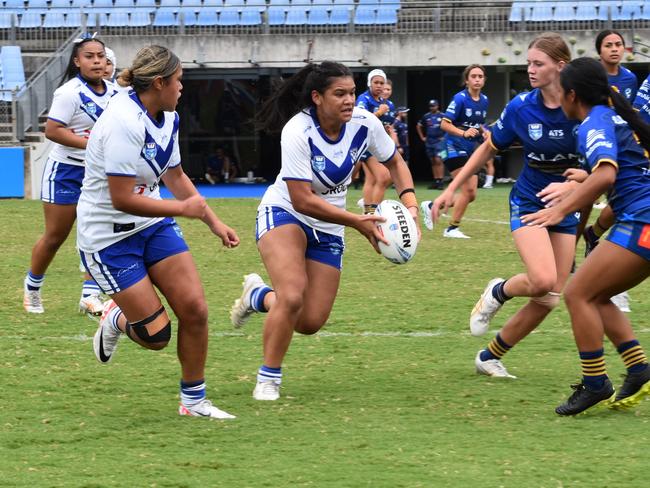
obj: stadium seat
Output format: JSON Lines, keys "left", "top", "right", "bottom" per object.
{"left": 153, "top": 8, "right": 178, "bottom": 25}
{"left": 379, "top": 0, "right": 400, "bottom": 7}
{"left": 329, "top": 6, "right": 350, "bottom": 23}
{"left": 86, "top": 11, "right": 108, "bottom": 25}
{"left": 312, "top": 0, "right": 332, "bottom": 4}
{"left": 106, "top": 10, "right": 130, "bottom": 26}
{"left": 0, "top": 12, "right": 16, "bottom": 29}
{"left": 65, "top": 10, "right": 83, "bottom": 26}
{"left": 27, "top": 0, "right": 48, "bottom": 13}
{"left": 246, "top": 0, "right": 266, "bottom": 12}
{"left": 159, "top": 0, "right": 182, "bottom": 11}
{"left": 553, "top": 2, "right": 575, "bottom": 21}
{"left": 240, "top": 8, "right": 262, "bottom": 24}
{"left": 358, "top": 0, "right": 379, "bottom": 5}
{"left": 203, "top": 0, "right": 223, "bottom": 6}
{"left": 267, "top": 6, "right": 286, "bottom": 24}
{"left": 224, "top": 0, "right": 245, "bottom": 7}
{"left": 616, "top": 0, "right": 642, "bottom": 19}
{"left": 598, "top": 1, "right": 620, "bottom": 19}
{"left": 114, "top": 0, "right": 135, "bottom": 7}
{"left": 19, "top": 11, "right": 43, "bottom": 28}
{"left": 509, "top": 1, "right": 533, "bottom": 21}
{"left": 269, "top": 0, "right": 289, "bottom": 4}
{"left": 50, "top": 0, "right": 71, "bottom": 7}
{"left": 307, "top": 6, "right": 330, "bottom": 25}
{"left": 218, "top": 8, "right": 240, "bottom": 24}
{"left": 529, "top": 2, "right": 554, "bottom": 21}
{"left": 0, "top": 46, "right": 26, "bottom": 91}
{"left": 196, "top": 7, "right": 219, "bottom": 24}
{"left": 332, "top": 0, "right": 353, "bottom": 10}
{"left": 354, "top": 6, "right": 376, "bottom": 24}
{"left": 133, "top": 0, "right": 156, "bottom": 13}
{"left": 92, "top": 0, "right": 114, "bottom": 13}
{"left": 285, "top": 5, "right": 308, "bottom": 25}
{"left": 183, "top": 0, "right": 203, "bottom": 8}
{"left": 4, "top": 0, "right": 25, "bottom": 15}
{"left": 70, "top": 0, "right": 91, "bottom": 8}
{"left": 42, "top": 11, "right": 67, "bottom": 27}
{"left": 375, "top": 6, "right": 397, "bottom": 23}
{"left": 129, "top": 9, "right": 151, "bottom": 25}
{"left": 178, "top": 7, "right": 197, "bottom": 24}
{"left": 575, "top": 1, "right": 598, "bottom": 20}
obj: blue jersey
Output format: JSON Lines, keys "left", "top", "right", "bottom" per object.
{"left": 490, "top": 89, "right": 581, "bottom": 201}
{"left": 393, "top": 118, "right": 409, "bottom": 159}
{"left": 442, "top": 89, "right": 488, "bottom": 154}
{"left": 355, "top": 90, "right": 395, "bottom": 125}
{"left": 632, "top": 73, "right": 650, "bottom": 124}
{"left": 578, "top": 105, "right": 650, "bottom": 223}
{"left": 418, "top": 111, "right": 445, "bottom": 145}
{"left": 609, "top": 66, "right": 638, "bottom": 102}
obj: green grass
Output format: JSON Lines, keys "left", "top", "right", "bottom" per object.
{"left": 1, "top": 184, "right": 649, "bottom": 487}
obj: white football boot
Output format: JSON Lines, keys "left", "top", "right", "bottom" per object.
{"left": 253, "top": 380, "right": 281, "bottom": 401}
{"left": 23, "top": 282, "right": 44, "bottom": 314}
{"left": 79, "top": 293, "right": 105, "bottom": 316}
{"left": 420, "top": 200, "right": 433, "bottom": 230}
{"left": 470, "top": 278, "right": 505, "bottom": 336}
{"left": 230, "top": 273, "right": 266, "bottom": 328}
{"left": 611, "top": 291, "right": 631, "bottom": 313}
{"left": 178, "top": 399, "right": 236, "bottom": 419}
{"left": 443, "top": 227, "right": 470, "bottom": 239}
{"left": 475, "top": 350, "right": 517, "bottom": 379}
{"left": 93, "top": 300, "right": 122, "bottom": 363}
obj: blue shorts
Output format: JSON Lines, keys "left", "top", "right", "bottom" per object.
{"left": 606, "top": 221, "right": 650, "bottom": 260}
{"left": 509, "top": 185, "right": 579, "bottom": 235}
{"left": 256, "top": 206, "right": 345, "bottom": 270}
{"left": 80, "top": 218, "right": 189, "bottom": 294}
{"left": 425, "top": 140, "right": 444, "bottom": 159}
{"left": 41, "top": 158, "right": 85, "bottom": 204}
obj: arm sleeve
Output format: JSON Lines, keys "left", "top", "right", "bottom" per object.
{"left": 581, "top": 118, "right": 618, "bottom": 172}
{"left": 168, "top": 114, "right": 182, "bottom": 168}
{"left": 355, "top": 95, "right": 368, "bottom": 110}
{"left": 103, "top": 118, "right": 144, "bottom": 177}
{"left": 367, "top": 114, "right": 397, "bottom": 163}
{"left": 47, "top": 86, "right": 77, "bottom": 126}
{"left": 442, "top": 93, "right": 462, "bottom": 124}
{"left": 280, "top": 127, "right": 313, "bottom": 181}
{"left": 489, "top": 100, "right": 518, "bottom": 150}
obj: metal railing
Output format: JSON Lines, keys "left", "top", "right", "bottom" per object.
{"left": 0, "top": 29, "right": 80, "bottom": 142}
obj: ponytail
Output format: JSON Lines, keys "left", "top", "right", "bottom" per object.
{"left": 257, "top": 61, "right": 352, "bottom": 134}
{"left": 609, "top": 86, "right": 650, "bottom": 152}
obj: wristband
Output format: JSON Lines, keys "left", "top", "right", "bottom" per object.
{"left": 399, "top": 188, "right": 415, "bottom": 198}
{"left": 400, "top": 192, "right": 418, "bottom": 210}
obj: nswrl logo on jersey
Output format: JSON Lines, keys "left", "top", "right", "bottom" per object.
{"left": 528, "top": 123, "right": 543, "bottom": 141}
{"left": 83, "top": 101, "right": 97, "bottom": 116}
{"left": 144, "top": 142, "right": 158, "bottom": 161}
{"left": 465, "top": 108, "right": 473, "bottom": 118}
{"left": 311, "top": 155, "right": 326, "bottom": 172}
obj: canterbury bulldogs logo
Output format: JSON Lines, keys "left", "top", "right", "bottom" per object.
{"left": 144, "top": 142, "right": 157, "bottom": 160}
{"left": 83, "top": 102, "right": 97, "bottom": 115}
{"left": 528, "top": 123, "right": 543, "bottom": 141}
{"left": 349, "top": 147, "right": 359, "bottom": 161}
{"left": 311, "top": 155, "right": 326, "bottom": 172}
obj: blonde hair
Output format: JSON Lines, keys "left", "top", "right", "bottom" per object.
{"left": 528, "top": 33, "right": 571, "bottom": 64}
{"left": 117, "top": 45, "right": 180, "bottom": 92}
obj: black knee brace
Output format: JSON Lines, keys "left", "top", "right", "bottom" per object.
{"left": 125, "top": 306, "right": 172, "bottom": 344}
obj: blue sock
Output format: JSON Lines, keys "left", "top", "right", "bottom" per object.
{"left": 25, "top": 271, "right": 44, "bottom": 291}
{"left": 180, "top": 379, "right": 206, "bottom": 407}
{"left": 257, "top": 365, "right": 282, "bottom": 384}
{"left": 580, "top": 349, "right": 607, "bottom": 390}
{"left": 82, "top": 279, "right": 101, "bottom": 298}
{"left": 251, "top": 286, "right": 272, "bottom": 313}
{"left": 491, "top": 280, "right": 511, "bottom": 304}
{"left": 617, "top": 340, "right": 649, "bottom": 374}
{"left": 480, "top": 333, "right": 512, "bottom": 361}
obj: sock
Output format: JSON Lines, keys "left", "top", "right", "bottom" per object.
{"left": 434, "top": 178, "right": 443, "bottom": 186}
{"left": 448, "top": 220, "right": 460, "bottom": 230}
{"left": 180, "top": 379, "right": 206, "bottom": 407}
{"left": 484, "top": 175, "right": 494, "bottom": 186}
{"left": 25, "top": 270, "right": 44, "bottom": 291}
{"left": 580, "top": 349, "right": 607, "bottom": 390}
{"left": 491, "top": 280, "right": 512, "bottom": 305}
{"left": 363, "top": 204, "right": 378, "bottom": 215}
{"left": 250, "top": 285, "right": 272, "bottom": 313}
{"left": 617, "top": 340, "right": 649, "bottom": 374}
{"left": 81, "top": 279, "right": 101, "bottom": 298}
{"left": 480, "top": 333, "right": 512, "bottom": 361}
{"left": 257, "top": 365, "right": 282, "bottom": 384}
{"left": 592, "top": 219, "right": 606, "bottom": 238}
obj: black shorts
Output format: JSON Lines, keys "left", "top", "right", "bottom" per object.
{"left": 443, "top": 156, "right": 469, "bottom": 173}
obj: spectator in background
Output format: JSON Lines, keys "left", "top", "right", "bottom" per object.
{"left": 205, "top": 146, "right": 239, "bottom": 184}
{"left": 416, "top": 99, "right": 445, "bottom": 190}
{"left": 596, "top": 29, "right": 638, "bottom": 102}
{"left": 393, "top": 106, "right": 410, "bottom": 165}
{"left": 104, "top": 47, "right": 117, "bottom": 82}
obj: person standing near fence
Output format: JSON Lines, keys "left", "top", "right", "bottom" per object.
{"left": 23, "top": 34, "right": 116, "bottom": 316}
{"left": 416, "top": 99, "right": 446, "bottom": 190}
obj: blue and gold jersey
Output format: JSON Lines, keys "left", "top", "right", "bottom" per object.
{"left": 578, "top": 105, "right": 650, "bottom": 223}
{"left": 355, "top": 90, "right": 395, "bottom": 125}
{"left": 490, "top": 89, "right": 581, "bottom": 201}
{"left": 442, "top": 89, "right": 488, "bottom": 155}
{"left": 418, "top": 111, "right": 445, "bottom": 144}
{"left": 608, "top": 66, "right": 638, "bottom": 102}
{"left": 632, "top": 73, "right": 650, "bottom": 124}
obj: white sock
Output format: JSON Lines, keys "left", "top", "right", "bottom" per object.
{"left": 484, "top": 175, "right": 494, "bottom": 187}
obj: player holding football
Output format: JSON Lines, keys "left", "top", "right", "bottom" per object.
{"left": 230, "top": 61, "right": 418, "bottom": 401}
{"left": 79, "top": 45, "right": 240, "bottom": 419}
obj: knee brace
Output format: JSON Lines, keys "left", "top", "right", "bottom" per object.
{"left": 531, "top": 292, "right": 561, "bottom": 310}
{"left": 125, "top": 306, "right": 172, "bottom": 344}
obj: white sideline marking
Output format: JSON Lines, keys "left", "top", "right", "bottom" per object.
{"left": 6, "top": 328, "right": 650, "bottom": 342}
{"left": 439, "top": 213, "right": 509, "bottom": 226}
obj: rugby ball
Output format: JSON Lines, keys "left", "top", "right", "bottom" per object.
{"left": 374, "top": 200, "right": 418, "bottom": 264}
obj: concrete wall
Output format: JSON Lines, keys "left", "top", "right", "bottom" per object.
{"left": 103, "top": 30, "right": 650, "bottom": 71}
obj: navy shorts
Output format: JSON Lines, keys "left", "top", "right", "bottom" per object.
{"left": 509, "top": 185, "right": 579, "bottom": 235}
{"left": 606, "top": 221, "right": 650, "bottom": 260}
{"left": 41, "top": 158, "right": 85, "bottom": 204}
{"left": 425, "top": 140, "right": 444, "bottom": 159}
{"left": 80, "top": 217, "right": 189, "bottom": 294}
{"left": 256, "top": 206, "right": 345, "bottom": 270}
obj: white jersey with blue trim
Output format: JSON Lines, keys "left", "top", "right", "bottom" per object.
{"left": 77, "top": 90, "right": 181, "bottom": 252}
{"left": 47, "top": 75, "right": 117, "bottom": 166}
{"left": 260, "top": 106, "right": 396, "bottom": 237}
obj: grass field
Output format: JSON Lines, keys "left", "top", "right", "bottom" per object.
{"left": 2, "top": 184, "right": 649, "bottom": 487}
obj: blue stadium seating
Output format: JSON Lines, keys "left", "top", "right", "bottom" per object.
{"left": 133, "top": 0, "right": 156, "bottom": 13}
{"left": 509, "top": 1, "right": 532, "bottom": 22}
{"left": 285, "top": 5, "right": 308, "bottom": 25}
{"left": 617, "top": 1, "right": 642, "bottom": 20}
{"left": 268, "top": 6, "right": 286, "bottom": 24}
{"left": 178, "top": 8, "right": 198, "bottom": 24}
{"left": 196, "top": 8, "right": 219, "bottom": 24}
{"left": 0, "top": 12, "right": 16, "bottom": 29}
{"left": 50, "top": 0, "right": 72, "bottom": 8}
{"left": 575, "top": 2, "right": 598, "bottom": 20}
{"left": 354, "top": 6, "right": 376, "bottom": 24}
{"left": 4, "top": 0, "right": 25, "bottom": 14}
{"left": 159, "top": 0, "right": 182, "bottom": 12}
{"left": 129, "top": 10, "right": 151, "bottom": 25}
{"left": 307, "top": 6, "right": 330, "bottom": 25}
{"left": 43, "top": 11, "right": 67, "bottom": 27}
{"left": 529, "top": 2, "right": 554, "bottom": 21}
{"left": 240, "top": 8, "right": 262, "bottom": 25}
{"left": 70, "top": 0, "right": 91, "bottom": 8}
{"left": 153, "top": 8, "right": 178, "bottom": 25}
{"left": 312, "top": 0, "right": 332, "bottom": 4}
{"left": 19, "top": 11, "right": 42, "bottom": 28}
{"left": 86, "top": 11, "right": 108, "bottom": 25}
{"left": 375, "top": 6, "right": 397, "bottom": 24}
{"left": 218, "top": 8, "right": 240, "bottom": 24}
{"left": 224, "top": 0, "right": 245, "bottom": 7}
{"left": 1, "top": 46, "right": 26, "bottom": 92}
{"left": 332, "top": 0, "right": 353, "bottom": 10}
{"left": 65, "top": 10, "right": 83, "bottom": 26}
{"left": 598, "top": 1, "right": 620, "bottom": 20}
{"left": 27, "top": 0, "right": 48, "bottom": 13}
{"left": 114, "top": 0, "right": 135, "bottom": 8}
{"left": 183, "top": 0, "right": 203, "bottom": 8}
{"left": 553, "top": 2, "right": 575, "bottom": 21}
{"left": 329, "top": 6, "right": 350, "bottom": 24}
{"left": 358, "top": 0, "right": 379, "bottom": 5}
{"left": 92, "top": 0, "right": 114, "bottom": 13}
{"left": 246, "top": 0, "right": 266, "bottom": 12}
{"left": 203, "top": 0, "right": 223, "bottom": 7}
{"left": 106, "top": 10, "right": 130, "bottom": 26}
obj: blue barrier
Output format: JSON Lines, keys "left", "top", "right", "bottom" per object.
{"left": 0, "top": 147, "right": 25, "bottom": 198}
